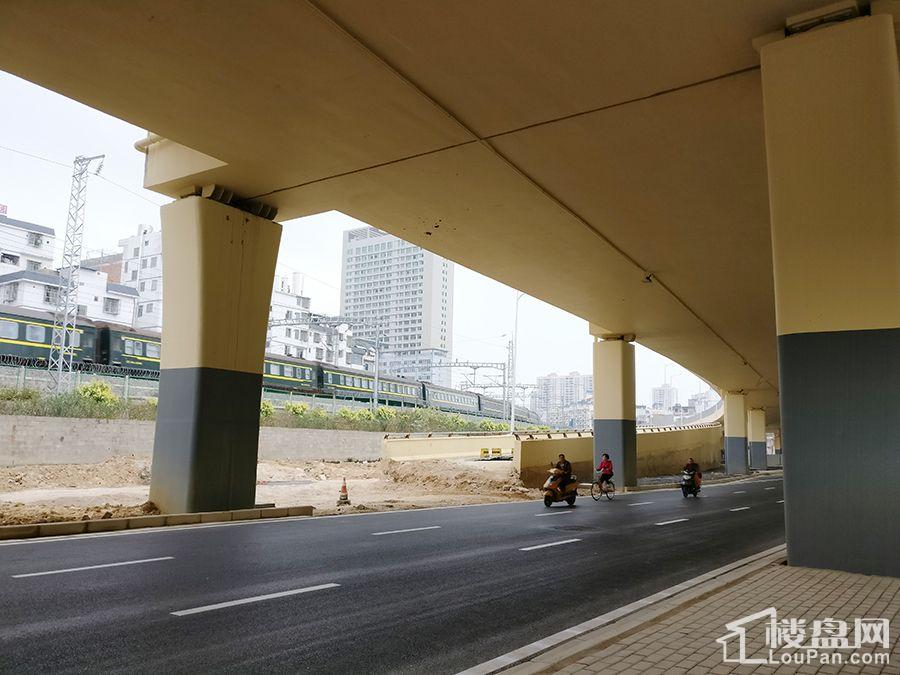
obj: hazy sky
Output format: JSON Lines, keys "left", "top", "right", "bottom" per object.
{"left": 0, "top": 72, "right": 712, "bottom": 405}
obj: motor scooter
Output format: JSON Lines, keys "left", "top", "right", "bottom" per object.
{"left": 543, "top": 468, "right": 577, "bottom": 507}
{"left": 681, "top": 470, "right": 701, "bottom": 497}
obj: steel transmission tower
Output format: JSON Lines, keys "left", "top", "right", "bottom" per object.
{"left": 48, "top": 154, "right": 105, "bottom": 392}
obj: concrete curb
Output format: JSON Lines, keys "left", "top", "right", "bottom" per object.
{"left": 457, "top": 544, "right": 787, "bottom": 675}
{"left": 0, "top": 505, "right": 315, "bottom": 541}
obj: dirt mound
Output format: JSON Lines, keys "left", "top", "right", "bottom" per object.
{"left": 0, "top": 455, "right": 151, "bottom": 491}
{"left": 383, "top": 459, "right": 533, "bottom": 496}
{"left": 0, "top": 500, "right": 158, "bottom": 525}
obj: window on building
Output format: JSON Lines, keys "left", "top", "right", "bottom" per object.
{"left": 137, "top": 305, "right": 144, "bottom": 317}
{"left": 151, "top": 279, "right": 158, "bottom": 291}
{"left": 316, "top": 348, "right": 324, "bottom": 360}
{"left": 103, "top": 297, "right": 120, "bottom": 315}
{"left": 133, "top": 247, "right": 140, "bottom": 257}
{"left": 2, "top": 283, "right": 17, "bottom": 303}
{"left": 150, "top": 256, "right": 158, "bottom": 268}
{"left": 1, "top": 253, "right": 20, "bottom": 265}
{"left": 0, "top": 320, "right": 17, "bottom": 339}
{"left": 130, "top": 270, "right": 137, "bottom": 281}
{"left": 300, "top": 330, "right": 308, "bottom": 341}
{"left": 27, "top": 232, "right": 43, "bottom": 248}
{"left": 25, "top": 324, "right": 45, "bottom": 343}
{"left": 43, "top": 285, "right": 59, "bottom": 305}
{"left": 285, "top": 328, "right": 291, "bottom": 337}
{"left": 26, "top": 260, "right": 41, "bottom": 271}
{"left": 146, "top": 343, "right": 160, "bottom": 358}
{"left": 146, "top": 303, "right": 153, "bottom": 313}
{"left": 139, "top": 281, "right": 145, "bottom": 291}
{"left": 141, "top": 258, "right": 148, "bottom": 269}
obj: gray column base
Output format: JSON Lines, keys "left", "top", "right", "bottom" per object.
{"left": 748, "top": 441, "right": 767, "bottom": 471}
{"left": 780, "top": 328, "right": 900, "bottom": 577}
{"left": 724, "top": 436, "right": 748, "bottom": 474}
{"left": 150, "top": 367, "right": 262, "bottom": 513}
{"left": 593, "top": 419, "right": 637, "bottom": 487}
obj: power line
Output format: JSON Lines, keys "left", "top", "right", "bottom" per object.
{"left": 0, "top": 144, "right": 167, "bottom": 207}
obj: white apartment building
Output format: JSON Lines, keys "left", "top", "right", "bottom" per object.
{"left": 340, "top": 227, "right": 453, "bottom": 386}
{"left": 118, "top": 224, "right": 162, "bottom": 331}
{"left": 534, "top": 371, "right": 593, "bottom": 427}
{"left": 0, "top": 267, "right": 138, "bottom": 324}
{"left": 0, "top": 213, "right": 55, "bottom": 276}
{"left": 266, "top": 273, "right": 365, "bottom": 369}
{"left": 651, "top": 382, "right": 679, "bottom": 412}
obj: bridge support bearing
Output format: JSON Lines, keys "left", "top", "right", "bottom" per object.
{"left": 591, "top": 335, "right": 637, "bottom": 488}
{"left": 761, "top": 15, "right": 900, "bottom": 576}
{"left": 747, "top": 409, "right": 766, "bottom": 471}
{"left": 723, "top": 393, "right": 748, "bottom": 475}
{"left": 149, "top": 196, "right": 281, "bottom": 513}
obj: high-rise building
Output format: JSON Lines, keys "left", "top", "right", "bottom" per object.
{"left": 340, "top": 226, "right": 453, "bottom": 386}
{"left": 651, "top": 382, "right": 678, "bottom": 412}
{"left": 118, "top": 224, "right": 162, "bottom": 331}
{"left": 534, "top": 371, "right": 593, "bottom": 427}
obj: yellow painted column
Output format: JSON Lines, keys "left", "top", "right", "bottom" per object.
{"left": 149, "top": 196, "right": 281, "bottom": 513}
{"left": 723, "top": 392, "right": 747, "bottom": 474}
{"left": 592, "top": 335, "right": 636, "bottom": 487}
{"left": 761, "top": 13, "right": 900, "bottom": 576}
{"left": 747, "top": 409, "right": 766, "bottom": 471}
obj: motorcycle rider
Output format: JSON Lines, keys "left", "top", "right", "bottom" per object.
{"left": 683, "top": 457, "right": 702, "bottom": 487}
{"left": 555, "top": 453, "right": 573, "bottom": 489}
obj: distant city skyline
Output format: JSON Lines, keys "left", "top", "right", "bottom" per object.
{"left": 0, "top": 71, "right": 712, "bottom": 406}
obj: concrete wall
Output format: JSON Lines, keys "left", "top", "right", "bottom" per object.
{"left": 636, "top": 425, "right": 723, "bottom": 477}
{"left": 516, "top": 434, "right": 593, "bottom": 487}
{"left": 382, "top": 434, "right": 516, "bottom": 461}
{"left": 0, "top": 415, "right": 382, "bottom": 466}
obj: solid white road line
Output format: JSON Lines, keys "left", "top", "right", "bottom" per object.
{"left": 172, "top": 583, "right": 340, "bottom": 616}
{"left": 655, "top": 518, "right": 689, "bottom": 526}
{"left": 627, "top": 501, "right": 654, "bottom": 507}
{"left": 371, "top": 526, "right": 441, "bottom": 536}
{"left": 519, "top": 539, "right": 581, "bottom": 551}
{"left": 733, "top": 490, "right": 746, "bottom": 494}
{"left": 764, "top": 487, "right": 776, "bottom": 491}
{"left": 12, "top": 556, "right": 174, "bottom": 578}
{"left": 534, "top": 511, "right": 573, "bottom": 517}
{"left": 777, "top": 499, "right": 785, "bottom": 504}
{"left": 730, "top": 507, "right": 751, "bottom": 512}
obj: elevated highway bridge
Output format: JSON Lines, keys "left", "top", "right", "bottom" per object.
{"left": 1, "top": 0, "right": 896, "bottom": 576}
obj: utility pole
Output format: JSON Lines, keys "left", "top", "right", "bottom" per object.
{"left": 48, "top": 154, "right": 104, "bottom": 393}
{"left": 509, "top": 292, "right": 525, "bottom": 432}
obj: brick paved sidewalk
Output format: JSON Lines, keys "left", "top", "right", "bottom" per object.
{"left": 511, "top": 563, "right": 899, "bottom": 675}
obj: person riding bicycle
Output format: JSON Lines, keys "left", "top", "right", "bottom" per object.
{"left": 596, "top": 453, "right": 614, "bottom": 488}
{"left": 555, "top": 453, "right": 573, "bottom": 489}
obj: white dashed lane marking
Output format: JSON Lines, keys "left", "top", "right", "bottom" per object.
{"left": 171, "top": 583, "right": 340, "bottom": 616}
{"left": 12, "top": 556, "right": 174, "bottom": 578}
{"left": 655, "top": 519, "right": 689, "bottom": 526}
{"left": 371, "top": 526, "right": 441, "bottom": 536}
{"left": 628, "top": 502, "right": 654, "bottom": 507}
{"left": 730, "top": 507, "right": 751, "bottom": 512}
{"left": 520, "top": 539, "right": 582, "bottom": 551}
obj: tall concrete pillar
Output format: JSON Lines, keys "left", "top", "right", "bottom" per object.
{"left": 760, "top": 14, "right": 900, "bottom": 576}
{"left": 723, "top": 393, "right": 747, "bottom": 474}
{"left": 747, "top": 409, "right": 766, "bottom": 471}
{"left": 149, "top": 196, "right": 281, "bottom": 513}
{"left": 592, "top": 334, "right": 636, "bottom": 487}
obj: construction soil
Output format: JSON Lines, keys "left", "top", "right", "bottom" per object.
{"left": 0, "top": 456, "right": 540, "bottom": 525}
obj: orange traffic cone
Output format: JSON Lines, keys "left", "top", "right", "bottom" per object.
{"left": 337, "top": 477, "right": 351, "bottom": 506}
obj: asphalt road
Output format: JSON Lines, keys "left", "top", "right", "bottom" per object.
{"left": 0, "top": 475, "right": 785, "bottom": 674}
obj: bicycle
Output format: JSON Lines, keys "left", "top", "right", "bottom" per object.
{"left": 591, "top": 473, "right": 615, "bottom": 501}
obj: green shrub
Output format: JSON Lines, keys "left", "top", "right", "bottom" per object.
{"left": 0, "top": 387, "right": 41, "bottom": 402}
{"left": 76, "top": 381, "right": 119, "bottom": 406}
{"left": 260, "top": 400, "right": 276, "bottom": 419}
{"left": 284, "top": 402, "right": 308, "bottom": 416}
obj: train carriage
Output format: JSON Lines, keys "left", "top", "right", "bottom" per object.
{"left": 321, "top": 363, "right": 424, "bottom": 407}
{"left": 0, "top": 305, "right": 97, "bottom": 366}
{"left": 262, "top": 354, "right": 318, "bottom": 391}
{"left": 423, "top": 382, "right": 480, "bottom": 415}
{"left": 98, "top": 323, "right": 161, "bottom": 374}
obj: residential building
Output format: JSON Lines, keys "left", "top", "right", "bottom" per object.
{"left": 81, "top": 251, "right": 123, "bottom": 283}
{"left": 340, "top": 226, "right": 453, "bottom": 386}
{"left": 118, "top": 224, "right": 162, "bottom": 331}
{"left": 0, "top": 213, "right": 55, "bottom": 276}
{"left": 651, "top": 382, "right": 678, "bottom": 412}
{"left": 0, "top": 267, "right": 138, "bottom": 324}
{"left": 534, "top": 371, "right": 593, "bottom": 427}
{"left": 266, "top": 273, "right": 365, "bottom": 369}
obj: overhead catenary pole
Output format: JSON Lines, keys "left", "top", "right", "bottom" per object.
{"left": 48, "top": 154, "right": 104, "bottom": 393}
{"left": 509, "top": 292, "right": 525, "bottom": 432}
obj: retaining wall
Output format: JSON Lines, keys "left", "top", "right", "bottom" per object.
{"left": 381, "top": 434, "right": 516, "bottom": 461}
{"left": 0, "top": 415, "right": 383, "bottom": 466}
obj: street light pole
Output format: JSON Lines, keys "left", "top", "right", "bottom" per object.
{"left": 372, "top": 324, "right": 381, "bottom": 411}
{"left": 510, "top": 291, "right": 525, "bottom": 432}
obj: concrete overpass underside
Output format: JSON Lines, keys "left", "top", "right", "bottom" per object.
{"left": 2, "top": 1, "right": 897, "bottom": 576}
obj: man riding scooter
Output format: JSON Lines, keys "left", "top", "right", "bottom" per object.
{"left": 555, "top": 453, "right": 573, "bottom": 490}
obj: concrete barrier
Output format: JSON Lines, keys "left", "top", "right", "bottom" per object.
{"left": 636, "top": 425, "right": 723, "bottom": 477}
{"left": 515, "top": 434, "right": 594, "bottom": 488}
{"left": 0, "top": 415, "right": 383, "bottom": 466}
